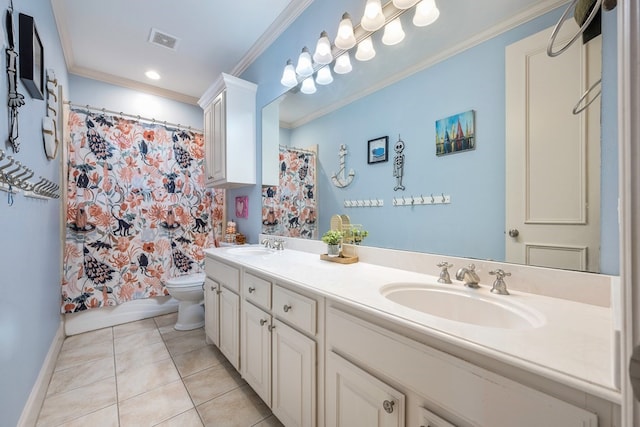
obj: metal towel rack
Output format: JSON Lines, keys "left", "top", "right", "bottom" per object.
{"left": 0, "top": 149, "right": 60, "bottom": 200}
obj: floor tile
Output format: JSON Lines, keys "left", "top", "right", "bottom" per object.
{"left": 154, "top": 312, "right": 179, "bottom": 329}
{"left": 117, "top": 357, "right": 182, "bottom": 401}
{"left": 36, "top": 377, "right": 117, "bottom": 427}
{"left": 119, "top": 380, "right": 194, "bottom": 427}
{"left": 115, "top": 340, "right": 171, "bottom": 374}
{"left": 196, "top": 385, "right": 271, "bottom": 427}
{"left": 113, "top": 318, "right": 158, "bottom": 339}
{"left": 183, "top": 362, "right": 245, "bottom": 405}
{"left": 252, "top": 415, "right": 285, "bottom": 427}
{"left": 153, "top": 408, "right": 204, "bottom": 427}
{"left": 114, "top": 328, "right": 163, "bottom": 355}
{"left": 47, "top": 355, "right": 114, "bottom": 396}
{"left": 172, "top": 344, "right": 225, "bottom": 378}
{"left": 55, "top": 339, "right": 114, "bottom": 372}
{"left": 163, "top": 328, "right": 207, "bottom": 357}
{"left": 58, "top": 404, "right": 119, "bottom": 427}
{"left": 60, "top": 328, "right": 113, "bottom": 352}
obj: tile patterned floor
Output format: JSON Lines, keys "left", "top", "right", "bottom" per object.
{"left": 36, "top": 313, "right": 284, "bottom": 427}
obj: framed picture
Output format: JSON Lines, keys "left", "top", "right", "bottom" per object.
{"left": 435, "top": 110, "right": 475, "bottom": 156}
{"left": 19, "top": 13, "right": 44, "bottom": 100}
{"left": 235, "top": 196, "right": 248, "bottom": 219}
{"left": 367, "top": 136, "right": 389, "bottom": 164}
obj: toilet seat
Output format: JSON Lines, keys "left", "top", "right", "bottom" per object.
{"left": 166, "top": 272, "right": 206, "bottom": 287}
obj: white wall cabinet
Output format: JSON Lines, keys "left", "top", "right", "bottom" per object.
{"left": 325, "top": 351, "right": 404, "bottom": 427}
{"left": 199, "top": 73, "right": 257, "bottom": 188}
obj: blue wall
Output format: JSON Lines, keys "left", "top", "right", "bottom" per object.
{"left": 0, "top": 1, "right": 68, "bottom": 425}
{"left": 241, "top": 2, "right": 619, "bottom": 274}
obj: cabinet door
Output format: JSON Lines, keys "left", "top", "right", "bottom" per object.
{"left": 242, "top": 301, "right": 271, "bottom": 406}
{"left": 326, "top": 351, "right": 405, "bottom": 427}
{"left": 203, "top": 102, "right": 215, "bottom": 186}
{"left": 419, "top": 407, "right": 456, "bottom": 427}
{"left": 204, "top": 277, "right": 220, "bottom": 346}
{"left": 272, "top": 319, "right": 316, "bottom": 427}
{"left": 219, "top": 286, "right": 240, "bottom": 370}
{"left": 211, "top": 91, "right": 226, "bottom": 183}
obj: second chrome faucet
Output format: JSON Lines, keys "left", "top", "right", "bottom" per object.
{"left": 455, "top": 264, "right": 481, "bottom": 289}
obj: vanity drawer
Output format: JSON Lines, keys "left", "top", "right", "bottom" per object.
{"left": 273, "top": 285, "right": 316, "bottom": 335}
{"left": 205, "top": 258, "right": 240, "bottom": 293}
{"left": 244, "top": 272, "right": 271, "bottom": 309}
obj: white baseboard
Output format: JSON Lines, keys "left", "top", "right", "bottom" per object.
{"left": 17, "top": 320, "right": 65, "bottom": 427}
{"left": 64, "top": 296, "right": 179, "bottom": 336}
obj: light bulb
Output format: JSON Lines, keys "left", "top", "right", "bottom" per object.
{"left": 413, "top": 0, "right": 440, "bottom": 27}
{"left": 361, "top": 0, "right": 385, "bottom": 31}
{"left": 295, "top": 47, "right": 314, "bottom": 77}
{"left": 300, "top": 77, "right": 317, "bottom": 94}
{"left": 313, "top": 31, "right": 333, "bottom": 65}
{"left": 393, "top": 0, "right": 419, "bottom": 9}
{"left": 334, "top": 52, "right": 352, "bottom": 74}
{"left": 280, "top": 59, "right": 298, "bottom": 88}
{"left": 335, "top": 12, "right": 356, "bottom": 50}
{"left": 355, "top": 37, "right": 376, "bottom": 61}
{"left": 316, "top": 67, "right": 333, "bottom": 85}
{"left": 382, "top": 18, "right": 405, "bottom": 46}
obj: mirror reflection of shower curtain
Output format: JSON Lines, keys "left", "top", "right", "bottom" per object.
{"left": 262, "top": 145, "right": 317, "bottom": 239}
{"left": 62, "top": 108, "right": 224, "bottom": 313}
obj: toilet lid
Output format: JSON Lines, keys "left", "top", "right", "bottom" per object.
{"left": 166, "top": 272, "right": 206, "bottom": 287}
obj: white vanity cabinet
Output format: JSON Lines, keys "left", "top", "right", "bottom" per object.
{"left": 240, "top": 271, "right": 319, "bottom": 427}
{"left": 204, "top": 256, "right": 241, "bottom": 370}
{"left": 199, "top": 73, "right": 257, "bottom": 188}
{"left": 326, "top": 351, "right": 405, "bottom": 427}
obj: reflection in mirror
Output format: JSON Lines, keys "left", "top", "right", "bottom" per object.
{"left": 261, "top": 1, "right": 619, "bottom": 274}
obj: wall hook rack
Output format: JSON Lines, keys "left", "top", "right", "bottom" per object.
{"left": 344, "top": 198, "right": 384, "bottom": 208}
{"left": 393, "top": 193, "right": 450, "bottom": 206}
{"left": 0, "top": 149, "right": 60, "bottom": 201}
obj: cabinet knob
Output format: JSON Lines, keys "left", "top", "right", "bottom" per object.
{"left": 248, "top": 286, "right": 255, "bottom": 293}
{"left": 383, "top": 400, "right": 395, "bottom": 414}
{"left": 216, "top": 289, "right": 222, "bottom": 295}
{"left": 283, "top": 304, "right": 292, "bottom": 313}
{"left": 210, "top": 286, "right": 215, "bottom": 291}
{"left": 268, "top": 325, "right": 276, "bottom": 332}
{"left": 260, "top": 319, "right": 267, "bottom": 326}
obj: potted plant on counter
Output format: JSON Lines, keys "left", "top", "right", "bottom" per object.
{"left": 321, "top": 229, "right": 343, "bottom": 257}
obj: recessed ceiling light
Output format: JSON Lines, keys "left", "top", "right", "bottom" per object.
{"left": 145, "top": 70, "right": 161, "bottom": 80}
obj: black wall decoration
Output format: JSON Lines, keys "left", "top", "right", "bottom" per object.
{"left": 18, "top": 13, "right": 44, "bottom": 100}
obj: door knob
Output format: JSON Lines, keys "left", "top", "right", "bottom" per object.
{"left": 508, "top": 228, "right": 519, "bottom": 237}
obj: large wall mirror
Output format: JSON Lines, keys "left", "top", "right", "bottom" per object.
{"left": 261, "top": 0, "right": 619, "bottom": 275}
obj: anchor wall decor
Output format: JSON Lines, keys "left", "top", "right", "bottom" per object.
{"left": 331, "top": 144, "right": 355, "bottom": 188}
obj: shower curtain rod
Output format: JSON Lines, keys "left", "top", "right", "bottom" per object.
{"left": 65, "top": 101, "right": 203, "bottom": 133}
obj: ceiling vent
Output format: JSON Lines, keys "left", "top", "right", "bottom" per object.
{"left": 148, "top": 28, "right": 180, "bottom": 51}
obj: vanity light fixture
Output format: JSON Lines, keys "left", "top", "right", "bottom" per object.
{"left": 361, "top": 0, "right": 385, "bottom": 31}
{"left": 313, "top": 31, "right": 333, "bottom": 65}
{"left": 280, "top": 59, "right": 298, "bottom": 88}
{"left": 316, "top": 66, "right": 334, "bottom": 85}
{"left": 393, "top": 0, "right": 419, "bottom": 9}
{"left": 413, "top": 0, "right": 440, "bottom": 27}
{"left": 355, "top": 36, "right": 376, "bottom": 61}
{"left": 295, "top": 47, "right": 314, "bottom": 77}
{"left": 335, "top": 13, "right": 356, "bottom": 50}
{"left": 382, "top": 18, "right": 405, "bottom": 45}
{"left": 334, "top": 52, "right": 353, "bottom": 74}
{"left": 145, "top": 70, "right": 161, "bottom": 80}
{"left": 300, "top": 76, "right": 317, "bottom": 94}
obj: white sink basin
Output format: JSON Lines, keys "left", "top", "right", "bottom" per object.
{"left": 227, "top": 246, "right": 275, "bottom": 256}
{"left": 380, "top": 283, "right": 544, "bottom": 330}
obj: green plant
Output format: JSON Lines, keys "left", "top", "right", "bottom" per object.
{"left": 321, "top": 229, "right": 343, "bottom": 245}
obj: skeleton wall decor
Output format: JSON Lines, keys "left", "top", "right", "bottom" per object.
{"left": 393, "top": 135, "right": 406, "bottom": 191}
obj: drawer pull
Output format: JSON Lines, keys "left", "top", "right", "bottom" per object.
{"left": 383, "top": 400, "right": 395, "bottom": 414}
{"left": 248, "top": 286, "right": 256, "bottom": 293}
{"left": 260, "top": 319, "right": 267, "bottom": 326}
{"left": 268, "top": 324, "right": 276, "bottom": 332}
{"left": 283, "top": 304, "right": 292, "bottom": 313}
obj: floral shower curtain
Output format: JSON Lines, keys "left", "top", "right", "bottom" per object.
{"left": 262, "top": 145, "right": 317, "bottom": 239}
{"left": 62, "top": 109, "right": 224, "bottom": 313}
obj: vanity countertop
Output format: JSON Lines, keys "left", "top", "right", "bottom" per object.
{"left": 204, "top": 245, "right": 619, "bottom": 403}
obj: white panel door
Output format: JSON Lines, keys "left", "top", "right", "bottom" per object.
{"left": 219, "top": 286, "right": 240, "bottom": 370}
{"left": 272, "top": 319, "right": 316, "bottom": 427}
{"left": 241, "top": 301, "right": 271, "bottom": 406}
{"left": 204, "top": 277, "right": 220, "bottom": 346}
{"left": 325, "top": 351, "right": 405, "bottom": 427}
{"left": 505, "top": 22, "right": 601, "bottom": 272}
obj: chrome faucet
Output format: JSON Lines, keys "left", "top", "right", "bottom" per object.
{"left": 489, "top": 269, "right": 511, "bottom": 295}
{"left": 455, "top": 264, "right": 480, "bottom": 288}
{"left": 437, "top": 262, "right": 453, "bottom": 284}
{"left": 261, "top": 238, "right": 274, "bottom": 248}
{"left": 261, "top": 237, "right": 285, "bottom": 250}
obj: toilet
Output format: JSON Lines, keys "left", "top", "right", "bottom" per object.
{"left": 164, "top": 272, "right": 206, "bottom": 330}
